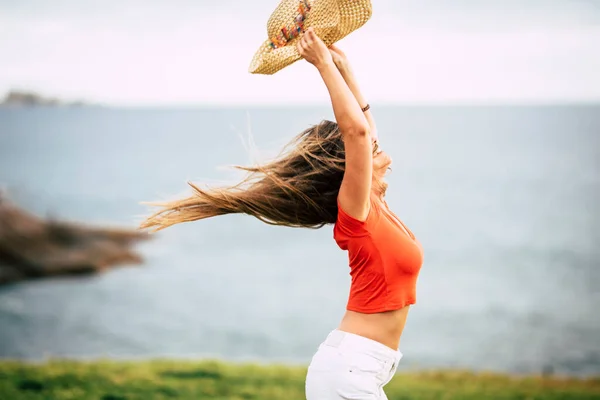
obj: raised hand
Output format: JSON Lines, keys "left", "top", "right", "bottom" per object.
{"left": 329, "top": 44, "right": 350, "bottom": 71}
{"left": 296, "top": 27, "right": 333, "bottom": 70}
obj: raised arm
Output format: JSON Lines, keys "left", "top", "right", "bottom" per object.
{"left": 329, "top": 44, "right": 378, "bottom": 141}
{"left": 297, "top": 28, "right": 373, "bottom": 221}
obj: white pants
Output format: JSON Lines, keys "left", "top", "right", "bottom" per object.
{"left": 305, "top": 329, "right": 402, "bottom": 399}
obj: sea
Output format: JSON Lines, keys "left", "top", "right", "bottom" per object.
{"left": 0, "top": 105, "right": 598, "bottom": 377}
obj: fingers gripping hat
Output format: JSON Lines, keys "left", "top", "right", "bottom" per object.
{"left": 249, "top": 0, "right": 372, "bottom": 75}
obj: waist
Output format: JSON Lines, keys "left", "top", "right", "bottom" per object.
{"left": 339, "top": 306, "right": 410, "bottom": 350}
{"left": 320, "top": 329, "right": 402, "bottom": 364}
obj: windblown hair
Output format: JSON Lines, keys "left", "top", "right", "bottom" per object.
{"left": 140, "top": 120, "right": 347, "bottom": 232}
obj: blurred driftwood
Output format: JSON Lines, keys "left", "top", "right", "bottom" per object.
{"left": 0, "top": 195, "right": 149, "bottom": 285}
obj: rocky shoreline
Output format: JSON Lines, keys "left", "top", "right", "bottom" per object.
{"left": 0, "top": 90, "right": 89, "bottom": 108}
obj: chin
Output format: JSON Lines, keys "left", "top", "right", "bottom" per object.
{"left": 376, "top": 165, "right": 391, "bottom": 177}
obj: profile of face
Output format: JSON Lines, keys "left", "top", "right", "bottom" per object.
{"left": 372, "top": 140, "right": 392, "bottom": 179}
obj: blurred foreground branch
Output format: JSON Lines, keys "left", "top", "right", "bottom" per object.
{"left": 0, "top": 195, "right": 149, "bottom": 285}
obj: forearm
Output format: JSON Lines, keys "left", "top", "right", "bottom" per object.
{"left": 339, "top": 66, "right": 377, "bottom": 139}
{"left": 318, "top": 62, "right": 369, "bottom": 135}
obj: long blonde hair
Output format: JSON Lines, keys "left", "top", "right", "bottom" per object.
{"left": 140, "top": 120, "right": 348, "bottom": 232}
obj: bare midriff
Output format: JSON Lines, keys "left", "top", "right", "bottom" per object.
{"left": 338, "top": 306, "right": 410, "bottom": 350}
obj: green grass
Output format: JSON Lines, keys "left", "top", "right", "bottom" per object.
{"left": 0, "top": 359, "right": 598, "bottom": 399}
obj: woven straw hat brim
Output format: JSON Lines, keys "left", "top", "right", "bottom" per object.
{"left": 249, "top": 0, "right": 372, "bottom": 75}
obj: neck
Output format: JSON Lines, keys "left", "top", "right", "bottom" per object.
{"left": 371, "top": 178, "right": 387, "bottom": 200}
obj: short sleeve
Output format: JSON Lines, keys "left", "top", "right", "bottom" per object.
{"left": 335, "top": 197, "right": 379, "bottom": 237}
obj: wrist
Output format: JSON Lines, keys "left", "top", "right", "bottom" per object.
{"left": 337, "top": 62, "right": 352, "bottom": 76}
{"left": 316, "top": 60, "right": 336, "bottom": 73}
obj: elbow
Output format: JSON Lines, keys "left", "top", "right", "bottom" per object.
{"left": 342, "top": 124, "right": 370, "bottom": 139}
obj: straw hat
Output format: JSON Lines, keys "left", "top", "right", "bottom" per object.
{"left": 249, "top": 0, "right": 372, "bottom": 75}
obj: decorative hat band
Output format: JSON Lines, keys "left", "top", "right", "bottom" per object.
{"left": 268, "top": 0, "right": 312, "bottom": 49}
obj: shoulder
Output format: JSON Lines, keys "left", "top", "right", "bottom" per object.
{"left": 334, "top": 196, "right": 381, "bottom": 237}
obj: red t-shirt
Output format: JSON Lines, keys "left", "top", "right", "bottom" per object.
{"left": 333, "top": 197, "right": 424, "bottom": 313}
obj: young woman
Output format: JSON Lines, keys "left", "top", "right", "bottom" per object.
{"left": 142, "top": 28, "right": 423, "bottom": 399}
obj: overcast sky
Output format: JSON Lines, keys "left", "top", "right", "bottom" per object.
{"left": 1, "top": 0, "right": 599, "bottom": 105}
